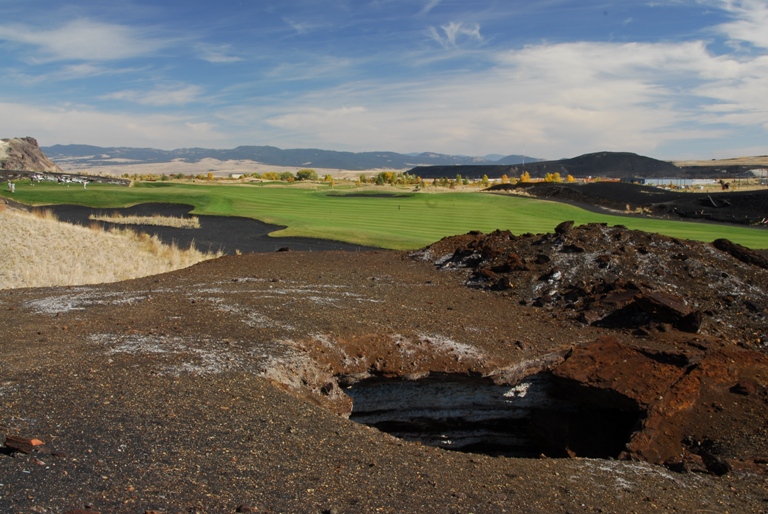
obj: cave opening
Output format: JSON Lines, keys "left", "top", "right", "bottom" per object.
{"left": 344, "top": 373, "right": 643, "bottom": 459}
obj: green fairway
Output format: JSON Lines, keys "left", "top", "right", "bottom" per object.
{"left": 4, "top": 181, "right": 767, "bottom": 250}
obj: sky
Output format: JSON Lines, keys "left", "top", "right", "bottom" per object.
{"left": 0, "top": 0, "right": 766, "bottom": 161}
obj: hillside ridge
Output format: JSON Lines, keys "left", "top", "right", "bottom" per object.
{"left": 1, "top": 137, "right": 61, "bottom": 173}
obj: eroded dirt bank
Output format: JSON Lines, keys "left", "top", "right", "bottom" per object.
{"left": 1, "top": 224, "right": 767, "bottom": 513}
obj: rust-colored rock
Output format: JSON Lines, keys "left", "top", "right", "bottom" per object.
{"left": 551, "top": 337, "right": 684, "bottom": 409}
{"left": 3, "top": 435, "right": 44, "bottom": 454}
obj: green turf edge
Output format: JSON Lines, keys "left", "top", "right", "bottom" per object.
{"left": 3, "top": 181, "right": 766, "bottom": 250}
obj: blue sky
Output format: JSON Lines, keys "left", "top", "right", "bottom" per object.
{"left": 1, "top": 0, "right": 766, "bottom": 160}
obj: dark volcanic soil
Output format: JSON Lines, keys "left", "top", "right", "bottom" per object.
{"left": 2, "top": 219, "right": 768, "bottom": 512}
{"left": 2, "top": 185, "right": 768, "bottom": 512}
{"left": 43, "top": 203, "right": 377, "bottom": 254}
{"left": 492, "top": 181, "right": 768, "bottom": 227}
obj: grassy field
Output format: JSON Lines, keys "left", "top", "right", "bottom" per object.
{"left": 3, "top": 180, "right": 766, "bottom": 249}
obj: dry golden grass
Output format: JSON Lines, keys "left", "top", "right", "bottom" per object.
{"left": 673, "top": 156, "right": 768, "bottom": 167}
{"left": 0, "top": 204, "right": 223, "bottom": 290}
{"left": 89, "top": 212, "right": 201, "bottom": 228}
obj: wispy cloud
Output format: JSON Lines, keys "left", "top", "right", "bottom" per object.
{"left": 100, "top": 85, "right": 205, "bottom": 106}
{"left": 265, "top": 56, "right": 354, "bottom": 81}
{"left": 0, "top": 101, "right": 226, "bottom": 149}
{"left": 0, "top": 18, "right": 169, "bottom": 62}
{"left": 420, "top": 0, "right": 442, "bottom": 15}
{"left": 197, "top": 43, "right": 243, "bottom": 63}
{"left": 4, "top": 63, "right": 141, "bottom": 85}
{"left": 428, "top": 22, "right": 483, "bottom": 49}
{"left": 283, "top": 17, "right": 325, "bottom": 35}
{"left": 266, "top": 106, "right": 367, "bottom": 130}
{"left": 713, "top": 0, "right": 768, "bottom": 49}
{"left": 223, "top": 34, "right": 767, "bottom": 158}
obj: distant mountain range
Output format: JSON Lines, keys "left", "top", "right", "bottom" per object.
{"left": 42, "top": 144, "right": 542, "bottom": 171}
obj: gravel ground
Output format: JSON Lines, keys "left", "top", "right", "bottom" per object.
{"left": 2, "top": 247, "right": 767, "bottom": 513}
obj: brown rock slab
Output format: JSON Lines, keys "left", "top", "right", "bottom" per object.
{"left": 551, "top": 336, "right": 684, "bottom": 408}
{"left": 3, "top": 435, "right": 44, "bottom": 454}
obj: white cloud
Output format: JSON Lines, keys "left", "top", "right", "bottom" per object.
{"left": 0, "top": 101, "right": 226, "bottom": 149}
{"left": 197, "top": 44, "right": 243, "bottom": 63}
{"left": 266, "top": 106, "right": 368, "bottom": 130}
{"left": 100, "top": 85, "right": 205, "bottom": 106}
{"left": 714, "top": 0, "right": 768, "bottom": 49}
{"left": 428, "top": 21, "right": 483, "bottom": 49}
{"left": 265, "top": 56, "right": 354, "bottom": 81}
{"left": 227, "top": 35, "right": 767, "bottom": 159}
{"left": 420, "top": 0, "right": 442, "bottom": 15}
{"left": 283, "top": 18, "right": 325, "bottom": 35}
{"left": 2, "top": 63, "right": 148, "bottom": 87}
{"left": 0, "top": 18, "right": 168, "bottom": 62}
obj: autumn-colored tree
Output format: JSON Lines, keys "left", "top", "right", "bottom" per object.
{"left": 296, "top": 169, "right": 318, "bottom": 181}
{"left": 481, "top": 174, "right": 490, "bottom": 187}
{"left": 518, "top": 171, "right": 531, "bottom": 183}
{"left": 566, "top": 174, "right": 576, "bottom": 183}
{"left": 501, "top": 174, "right": 509, "bottom": 184}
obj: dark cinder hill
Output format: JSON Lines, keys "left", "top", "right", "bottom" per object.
{"left": 409, "top": 152, "right": 682, "bottom": 180}
{"left": 408, "top": 151, "right": 768, "bottom": 180}
{"left": 527, "top": 151, "right": 681, "bottom": 178}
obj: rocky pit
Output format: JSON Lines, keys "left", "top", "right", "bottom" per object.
{"left": 344, "top": 371, "right": 642, "bottom": 460}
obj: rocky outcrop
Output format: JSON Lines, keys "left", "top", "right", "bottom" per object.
{"left": 418, "top": 224, "right": 768, "bottom": 348}
{"left": 550, "top": 337, "right": 768, "bottom": 473}
{"left": 0, "top": 137, "right": 61, "bottom": 172}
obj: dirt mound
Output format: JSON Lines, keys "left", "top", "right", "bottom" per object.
{"left": 417, "top": 224, "right": 768, "bottom": 348}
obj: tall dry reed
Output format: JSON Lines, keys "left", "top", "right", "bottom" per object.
{"left": 0, "top": 205, "right": 223, "bottom": 289}
{"left": 88, "top": 212, "right": 201, "bottom": 229}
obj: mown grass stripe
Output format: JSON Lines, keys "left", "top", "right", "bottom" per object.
{"left": 4, "top": 181, "right": 766, "bottom": 250}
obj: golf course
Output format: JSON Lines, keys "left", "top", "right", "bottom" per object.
{"left": 4, "top": 180, "right": 767, "bottom": 250}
